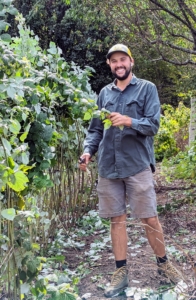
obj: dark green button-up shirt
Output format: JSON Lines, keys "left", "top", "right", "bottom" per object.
{"left": 84, "top": 74, "right": 160, "bottom": 179}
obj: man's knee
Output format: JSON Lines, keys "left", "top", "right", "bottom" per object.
{"left": 141, "top": 216, "right": 160, "bottom": 229}
{"left": 111, "top": 214, "right": 127, "bottom": 228}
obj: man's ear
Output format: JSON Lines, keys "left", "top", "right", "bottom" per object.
{"left": 106, "top": 59, "right": 110, "bottom": 65}
{"left": 130, "top": 58, "right": 134, "bottom": 66}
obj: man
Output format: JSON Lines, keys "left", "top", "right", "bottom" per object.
{"left": 79, "top": 44, "right": 184, "bottom": 298}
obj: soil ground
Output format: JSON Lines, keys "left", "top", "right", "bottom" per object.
{"left": 64, "top": 164, "right": 196, "bottom": 300}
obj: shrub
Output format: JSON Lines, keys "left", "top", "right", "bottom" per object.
{"left": 154, "top": 102, "right": 190, "bottom": 161}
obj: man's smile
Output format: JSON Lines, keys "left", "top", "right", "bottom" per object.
{"left": 115, "top": 67, "right": 126, "bottom": 75}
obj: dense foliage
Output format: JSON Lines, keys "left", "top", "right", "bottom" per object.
{"left": 162, "top": 140, "right": 196, "bottom": 182}
{"left": 0, "top": 2, "right": 98, "bottom": 298}
{"left": 88, "top": 0, "right": 196, "bottom": 66}
{"left": 11, "top": 0, "right": 120, "bottom": 94}
{"left": 86, "top": 0, "right": 196, "bottom": 104}
{"left": 12, "top": 0, "right": 194, "bottom": 106}
{"left": 154, "top": 102, "right": 190, "bottom": 161}
{"left": 1, "top": 1, "right": 195, "bottom": 299}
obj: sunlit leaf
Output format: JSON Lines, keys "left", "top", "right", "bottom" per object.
{"left": 17, "top": 197, "right": 25, "bottom": 210}
{"left": 8, "top": 171, "right": 29, "bottom": 191}
{"left": 32, "top": 243, "right": 40, "bottom": 250}
{"left": 9, "top": 119, "right": 21, "bottom": 135}
{"left": 8, "top": 156, "right": 15, "bottom": 168}
{"left": 103, "top": 119, "right": 112, "bottom": 130}
{"left": 1, "top": 208, "right": 16, "bottom": 221}
{"left": 83, "top": 112, "right": 91, "bottom": 120}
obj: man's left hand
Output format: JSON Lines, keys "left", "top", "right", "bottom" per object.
{"left": 109, "top": 112, "right": 132, "bottom": 127}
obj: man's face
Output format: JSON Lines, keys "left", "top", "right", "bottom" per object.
{"left": 109, "top": 52, "right": 133, "bottom": 81}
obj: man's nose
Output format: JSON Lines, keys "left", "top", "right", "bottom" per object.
{"left": 115, "top": 62, "right": 124, "bottom": 68}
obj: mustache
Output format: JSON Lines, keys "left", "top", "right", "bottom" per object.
{"left": 115, "top": 67, "right": 126, "bottom": 71}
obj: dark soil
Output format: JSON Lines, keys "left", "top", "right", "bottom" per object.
{"left": 64, "top": 165, "right": 196, "bottom": 300}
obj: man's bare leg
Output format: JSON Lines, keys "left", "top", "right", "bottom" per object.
{"left": 141, "top": 216, "right": 184, "bottom": 283}
{"left": 141, "top": 216, "right": 165, "bottom": 257}
{"left": 104, "top": 213, "right": 129, "bottom": 298}
{"left": 111, "top": 213, "right": 127, "bottom": 260}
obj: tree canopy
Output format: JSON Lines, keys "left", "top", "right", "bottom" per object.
{"left": 88, "top": 0, "right": 196, "bottom": 66}
{"left": 11, "top": 0, "right": 121, "bottom": 93}
{"left": 11, "top": 0, "right": 196, "bottom": 104}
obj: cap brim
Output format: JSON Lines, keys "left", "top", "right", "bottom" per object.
{"left": 106, "top": 50, "right": 130, "bottom": 60}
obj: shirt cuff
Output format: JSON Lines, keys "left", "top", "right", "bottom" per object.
{"left": 83, "top": 148, "right": 92, "bottom": 156}
{"left": 131, "top": 118, "right": 139, "bottom": 130}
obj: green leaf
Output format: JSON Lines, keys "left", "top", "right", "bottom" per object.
{"left": 1, "top": 208, "right": 16, "bottom": 221}
{"left": 8, "top": 7, "right": 18, "bottom": 15}
{"left": 45, "top": 274, "right": 58, "bottom": 282}
{"left": 101, "top": 108, "right": 111, "bottom": 114}
{"left": 8, "top": 171, "right": 29, "bottom": 192}
{"left": 19, "top": 270, "right": 27, "bottom": 281}
{"left": 20, "top": 131, "right": 28, "bottom": 142}
{"left": 8, "top": 156, "right": 15, "bottom": 169}
{"left": 0, "top": 33, "right": 11, "bottom": 42}
{"left": 0, "top": 10, "right": 5, "bottom": 17}
{"left": 21, "top": 152, "right": 29, "bottom": 165}
{"left": 1, "top": 0, "right": 12, "bottom": 5}
{"left": 20, "top": 123, "right": 31, "bottom": 142}
{"left": 0, "top": 20, "right": 9, "bottom": 32}
{"left": 92, "top": 111, "right": 101, "bottom": 118}
{"left": 1, "top": 137, "right": 11, "bottom": 155}
{"left": 33, "top": 103, "right": 41, "bottom": 114}
{"left": 83, "top": 111, "right": 91, "bottom": 121}
{"left": 64, "top": 292, "right": 76, "bottom": 300}
{"left": 40, "top": 160, "right": 50, "bottom": 170}
{"left": 162, "top": 291, "right": 177, "bottom": 300}
{"left": 47, "top": 42, "right": 57, "bottom": 54}
{"left": 9, "top": 119, "right": 21, "bottom": 135}
{"left": 27, "top": 260, "right": 38, "bottom": 274}
{"left": 32, "top": 243, "right": 40, "bottom": 250}
{"left": 46, "top": 255, "right": 65, "bottom": 262}
{"left": 22, "top": 113, "right": 27, "bottom": 121}
{"left": 103, "top": 119, "right": 112, "bottom": 130}
{"left": 20, "top": 283, "right": 30, "bottom": 294}
{"left": 7, "top": 86, "right": 16, "bottom": 99}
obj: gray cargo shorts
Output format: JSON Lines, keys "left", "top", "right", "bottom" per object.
{"left": 97, "top": 168, "right": 157, "bottom": 219}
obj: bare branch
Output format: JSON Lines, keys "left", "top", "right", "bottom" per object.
{"left": 177, "top": 0, "right": 196, "bottom": 24}
{"left": 162, "top": 40, "right": 196, "bottom": 55}
{"left": 157, "top": 13, "right": 195, "bottom": 44}
{"left": 149, "top": 0, "right": 190, "bottom": 28}
{"left": 176, "top": 0, "right": 196, "bottom": 34}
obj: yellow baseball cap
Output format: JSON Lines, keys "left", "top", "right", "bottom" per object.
{"left": 106, "top": 44, "right": 132, "bottom": 59}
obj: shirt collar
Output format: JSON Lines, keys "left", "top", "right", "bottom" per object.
{"left": 111, "top": 73, "right": 138, "bottom": 90}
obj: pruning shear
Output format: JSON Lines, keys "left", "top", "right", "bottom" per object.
{"left": 79, "top": 157, "right": 86, "bottom": 164}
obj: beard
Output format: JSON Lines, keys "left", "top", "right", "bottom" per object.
{"left": 112, "top": 65, "right": 132, "bottom": 81}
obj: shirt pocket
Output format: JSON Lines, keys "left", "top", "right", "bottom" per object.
{"left": 125, "top": 99, "right": 145, "bottom": 118}
{"left": 104, "top": 100, "right": 116, "bottom": 113}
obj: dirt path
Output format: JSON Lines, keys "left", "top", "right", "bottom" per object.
{"left": 64, "top": 165, "right": 196, "bottom": 299}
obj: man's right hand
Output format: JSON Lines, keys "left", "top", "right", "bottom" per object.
{"left": 78, "top": 153, "right": 91, "bottom": 171}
